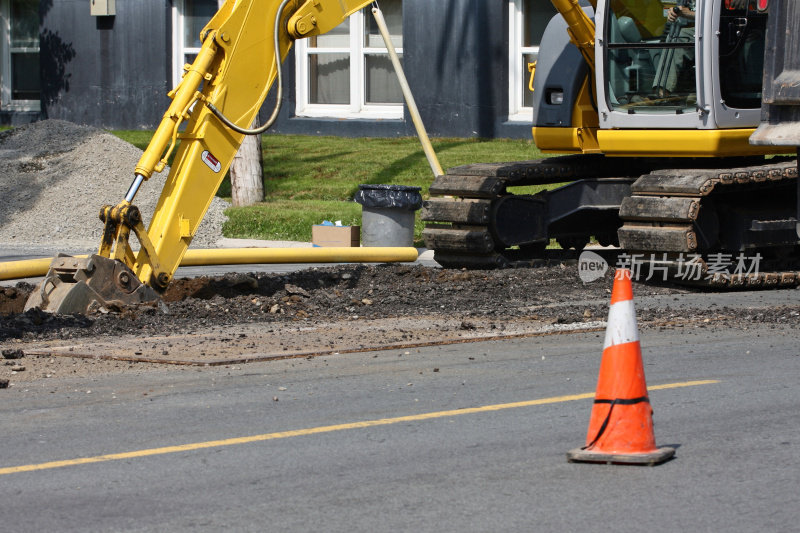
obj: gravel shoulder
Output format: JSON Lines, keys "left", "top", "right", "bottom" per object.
{"left": 0, "top": 120, "right": 228, "bottom": 250}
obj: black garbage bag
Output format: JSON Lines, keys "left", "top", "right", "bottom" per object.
{"left": 354, "top": 184, "right": 423, "bottom": 211}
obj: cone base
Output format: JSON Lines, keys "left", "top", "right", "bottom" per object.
{"left": 567, "top": 446, "right": 675, "bottom": 466}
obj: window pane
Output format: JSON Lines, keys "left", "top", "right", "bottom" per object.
{"left": 184, "top": 0, "right": 218, "bottom": 48}
{"left": 309, "top": 54, "right": 350, "bottom": 104}
{"left": 522, "top": 52, "right": 536, "bottom": 108}
{"left": 719, "top": 4, "right": 766, "bottom": 109}
{"left": 606, "top": 1, "right": 696, "bottom": 112}
{"left": 607, "top": 0, "right": 667, "bottom": 42}
{"left": 10, "top": 0, "right": 39, "bottom": 49}
{"left": 365, "top": 54, "right": 402, "bottom": 104}
{"left": 11, "top": 52, "right": 40, "bottom": 100}
{"left": 523, "top": 0, "right": 557, "bottom": 48}
{"left": 310, "top": 19, "right": 351, "bottom": 48}
{"left": 364, "top": 0, "right": 402, "bottom": 48}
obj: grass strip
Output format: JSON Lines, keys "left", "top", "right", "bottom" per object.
{"left": 111, "top": 131, "right": 551, "bottom": 243}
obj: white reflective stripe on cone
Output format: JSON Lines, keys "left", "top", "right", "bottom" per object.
{"left": 603, "top": 299, "right": 639, "bottom": 350}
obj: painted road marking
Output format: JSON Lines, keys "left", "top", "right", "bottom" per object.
{"left": 0, "top": 380, "right": 718, "bottom": 476}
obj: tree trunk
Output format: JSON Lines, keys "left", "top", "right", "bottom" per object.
{"left": 230, "top": 118, "right": 265, "bottom": 207}
{"left": 218, "top": 0, "right": 264, "bottom": 207}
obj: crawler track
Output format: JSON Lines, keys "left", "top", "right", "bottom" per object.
{"left": 619, "top": 158, "right": 799, "bottom": 288}
{"left": 421, "top": 154, "right": 649, "bottom": 268}
{"left": 422, "top": 155, "right": 800, "bottom": 288}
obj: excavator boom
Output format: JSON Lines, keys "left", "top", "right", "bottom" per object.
{"left": 27, "top": 0, "right": 375, "bottom": 314}
{"left": 549, "top": 0, "right": 596, "bottom": 71}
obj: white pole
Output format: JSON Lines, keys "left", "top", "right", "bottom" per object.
{"left": 372, "top": 7, "right": 444, "bottom": 178}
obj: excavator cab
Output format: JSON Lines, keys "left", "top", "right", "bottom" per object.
{"left": 533, "top": 0, "right": 780, "bottom": 156}
{"left": 595, "top": 0, "right": 771, "bottom": 153}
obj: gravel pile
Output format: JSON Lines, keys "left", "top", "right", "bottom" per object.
{"left": 0, "top": 120, "right": 229, "bottom": 251}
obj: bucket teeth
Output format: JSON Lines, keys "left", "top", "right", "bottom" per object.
{"left": 25, "top": 254, "right": 162, "bottom": 315}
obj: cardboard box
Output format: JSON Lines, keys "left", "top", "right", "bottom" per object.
{"left": 312, "top": 225, "right": 360, "bottom": 247}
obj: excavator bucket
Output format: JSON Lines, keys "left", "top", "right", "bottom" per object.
{"left": 24, "top": 254, "right": 161, "bottom": 315}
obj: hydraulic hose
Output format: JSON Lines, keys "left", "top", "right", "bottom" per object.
{"left": 205, "top": 0, "right": 293, "bottom": 135}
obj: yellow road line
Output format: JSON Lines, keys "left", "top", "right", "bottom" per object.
{"left": 0, "top": 380, "right": 718, "bottom": 476}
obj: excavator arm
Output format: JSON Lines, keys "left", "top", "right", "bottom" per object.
{"left": 26, "top": 0, "right": 375, "bottom": 314}
{"left": 549, "top": 0, "right": 596, "bottom": 73}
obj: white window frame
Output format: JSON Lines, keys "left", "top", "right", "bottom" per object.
{"left": 508, "top": 0, "right": 539, "bottom": 122}
{"left": 0, "top": 0, "right": 40, "bottom": 112}
{"left": 171, "top": 0, "right": 212, "bottom": 89}
{"left": 294, "top": 8, "right": 403, "bottom": 120}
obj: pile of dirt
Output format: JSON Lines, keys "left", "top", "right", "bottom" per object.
{"left": 0, "top": 120, "right": 228, "bottom": 250}
{"left": 0, "top": 263, "right": 678, "bottom": 342}
{"left": 3, "top": 262, "right": 799, "bottom": 385}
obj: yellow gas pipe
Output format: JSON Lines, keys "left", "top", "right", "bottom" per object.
{"left": 0, "top": 247, "right": 418, "bottom": 282}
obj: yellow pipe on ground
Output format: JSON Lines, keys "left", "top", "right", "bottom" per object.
{"left": 0, "top": 247, "right": 419, "bottom": 282}
{"left": 0, "top": 257, "right": 54, "bottom": 281}
{"left": 179, "top": 247, "right": 418, "bottom": 266}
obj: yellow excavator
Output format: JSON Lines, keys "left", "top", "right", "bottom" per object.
{"left": 27, "top": 0, "right": 799, "bottom": 314}
{"left": 422, "top": 0, "right": 798, "bottom": 286}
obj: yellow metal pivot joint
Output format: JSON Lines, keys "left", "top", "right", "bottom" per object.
{"left": 98, "top": 202, "right": 170, "bottom": 291}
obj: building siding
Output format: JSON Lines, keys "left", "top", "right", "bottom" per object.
{"left": 38, "top": 0, "right": 171, "bottom": 129}
{"left": 3, "top": 0, "right": 532, "bottom": 139}
{"left": 272, "top": 0, "right": 531, "bottom": 139}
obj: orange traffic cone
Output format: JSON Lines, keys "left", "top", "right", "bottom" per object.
{"left": 567, "top": 268, "right": 674, "bottom": 465}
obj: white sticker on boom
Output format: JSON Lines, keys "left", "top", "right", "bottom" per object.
{"left": 201, "top": 150, "right": 221, "bottom": 173}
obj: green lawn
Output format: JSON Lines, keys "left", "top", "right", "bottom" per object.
{"left": 111, "top": 131, "right": 549, "bottom": 243}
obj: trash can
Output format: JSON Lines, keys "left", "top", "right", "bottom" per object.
{"left": 354, "top": 184, "right": 422, "bottom": 247}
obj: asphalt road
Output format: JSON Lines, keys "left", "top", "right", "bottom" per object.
{"left": 1, "top": 320, "right": 799, "bottom": 532}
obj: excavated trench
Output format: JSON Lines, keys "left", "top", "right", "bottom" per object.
{"left": 3, "top": 262, "right": 799, "bottom": 385}
{"left": 2, "top": 263, "right": 632, "bottom": 342}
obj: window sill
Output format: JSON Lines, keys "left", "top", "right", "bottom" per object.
{"left": 295, "top": 111, "right": 404, "bottom": 121}
{"left": 1, "top": 101, "right": 41, "bottom": 113}
{"left": 506, "top": 111, "right": 533, "bottom": 123}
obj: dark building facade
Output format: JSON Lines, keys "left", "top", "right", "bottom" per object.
{"left": 1, "top": 0, "right": 556, "bottom": 138}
